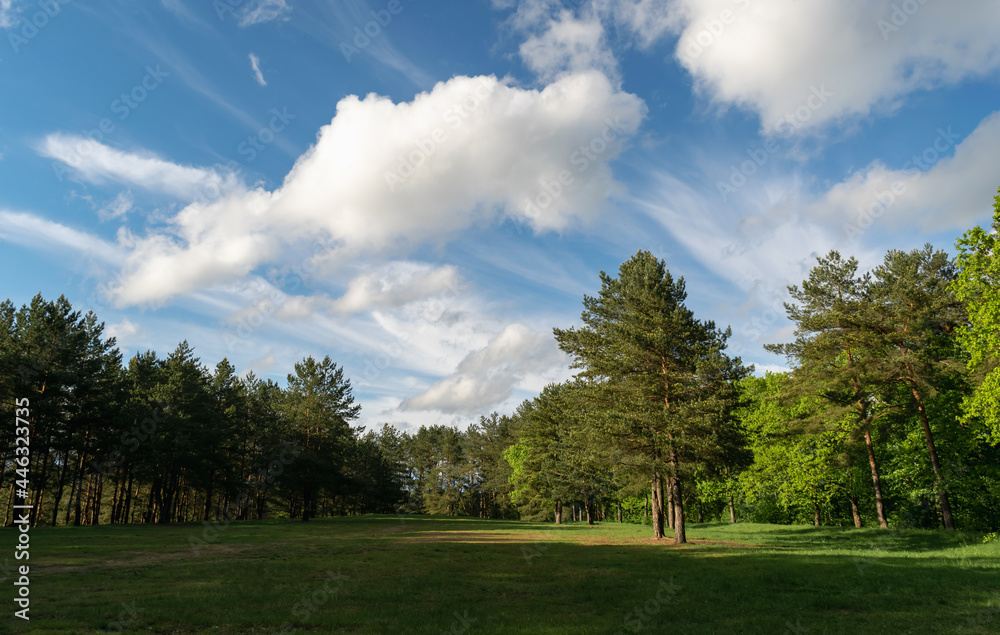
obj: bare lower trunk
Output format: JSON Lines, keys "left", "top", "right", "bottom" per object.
{"left": 814, "top": 501, "right": 821, "bottom": 526}
{"left": 850, "top": 495, "right": 862, "bottom": 528}
{"left": 617, "top": 501, "right": 623, "bottom": 524}
{"left": 91, "top": 474, "right": 103, "bottom": 525}
{"left": 554, "top": 501, "right": 562, "bottom": 524}
{"left": 863, "top": 427, "right": 889, "bottom": 529}
{"left": 73, "top": 429, "right": 91, "bottom": 526}
{"left": 51, "top": 450, "right": 71, "bottom": 526}
{"left": 671, "top": 473, "right": 686, "bottom": 545}
{"left": 3, "top": 483, "right": 12, "bottom": 527}
{"left": 302, "top": 486, "right": 312, "bottom": 522}
{"left": 651, "top": 472, "right": 665, "bottom": 539}
{"left": 908, "top": 380, "right": 954, "bottom": 530}
{"left": 585, "top": 501, "right": 594, "bottom": 525}
{"left": 729, "top": 496, "right": 736, "bottom": 524}
{"left": 666, "top": 475, "right": 675, "bottom": 530}
{"left": 204, "top": 471, "right": 214, "bottom": 521}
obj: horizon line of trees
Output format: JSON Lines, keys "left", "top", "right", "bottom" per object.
{"left": 0, "top": 296, "right": 531, "bottom": 525}
{"left": 502, "top": 189, "right": 1000, "bottom": 540}
{"left": 3, "top": 190, "right": 999, "bottom": 538}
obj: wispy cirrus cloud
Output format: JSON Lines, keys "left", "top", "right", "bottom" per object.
{"left": 238, "top": 0, "right": 291, "bottom": 27}
{"left": 0, "top": 209, "right": 123, "bottom": 265}
{"left": 248, "top": 52, "right": 267, "bottom": 86}
{"left": 98, "top": 191, "right": 134, "bottom": 222}
{"left": 38, "top": 133, "right": 243, "bottom": 201}
{"left": 0, "top": 0, "right": 18, "bottom": 28}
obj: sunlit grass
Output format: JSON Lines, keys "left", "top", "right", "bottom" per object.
{"left": 10, "top": 515, "right": 999, "bottom": 633}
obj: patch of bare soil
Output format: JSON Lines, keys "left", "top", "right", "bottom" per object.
{"left": 34, "top": 543, "right": 257, "bottom": 574}
{"left": 399, "top": 531, "right": 553, "bottom": 544}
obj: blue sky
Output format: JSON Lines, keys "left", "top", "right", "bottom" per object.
{"left": 2, "top": 0, "right": 999, "bottom": 431}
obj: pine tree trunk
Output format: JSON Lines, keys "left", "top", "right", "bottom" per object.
{"left": 204, "top": 471, "right": 214, "bottom": 521}
{"left": 863, "top": 427, "right": 889, "bottom": 528}
{"left": 555, "top": 501, "right": 562, "bottom": 524}
{"left": 52, "top": 450, "right": 69, "bottom": 527}
{"left": 110, "top": 475, "right": 122, "bottom": 524}
{"left": 729, "top": 496, "right": 736, "bottom": 524}
{"left": 91, "top": 474, "right": 103, "bottom": 525}
{"left": 813, "top": 501, "right": 821, "bottom": 526}
{"left": 146, "top": 479, "right": 161, "bottom": 524}
{"left": 666, "top": 475, "right": 675, "bottom": 530}
{"left": 123, "top": 471, "right": 134, "bottom": 524}
{"left": 849, "top": 494, "right": 861, "bottom": 529}
{"left": 907, "top": 379, "right": 955, "bottom": 530}
{"left": 81, "top": 472, "right": 93, "bottom": 525}
{"left": 30, "top": 449, "right": 53, "bottom": 526}
{"left": 617, "top": 501, "right": 623, "bottom": 523}
{"left": 651, "top": 472, "right": 666, "bottom": 539}
{"left": 3, "top": 483, "right": 13, "bottom": 526}
{"left": 671, "top": 474, "right": 686, "bottom": 545}
{"left": 585, "top": 500, "right": 594, "bottom": 525}
{"left": 51, "top": 449, "right": 71, "bottom": 526}
{"left": 73, "top": 428, "right": 92, "bottom": 526}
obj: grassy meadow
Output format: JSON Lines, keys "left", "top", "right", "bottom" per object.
{"left": 6, "top": 516, "right": 999, "bottom": 634}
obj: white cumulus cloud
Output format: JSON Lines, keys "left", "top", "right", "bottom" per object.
{"left": 99, "top": 71, "right": 644, "bottom": 306}
{"left": 808, "top": 111, "right": 1000, "bottom": 233}
{"left": 105, "top": 318, "right": 143, "bottom": 344}
{"left": 665, "top": 0, "right": 1000, "bottom": 134}
{"left": 402, "top": 323, "right": 568, "bottom": 414}
{"left": 519, "top": 10, "right": 618, "bottom": 81}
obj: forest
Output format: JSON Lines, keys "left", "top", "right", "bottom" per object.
{"left": 2, "top": 192, "right": 999, "bottom": 542}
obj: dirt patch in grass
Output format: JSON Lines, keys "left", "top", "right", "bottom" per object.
{"left": 621, "top": 537, "right": 762, "bottom": 548}
{"left": 34, "top": 543, "right": 257, "bottom": 574}
{"left": 396, "top": 530, "right": 760, "bottom": 549}
{"left": 399, "top": 531, "right": 552, "bottom": 544}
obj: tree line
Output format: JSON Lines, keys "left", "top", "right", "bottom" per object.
{"left": 3, "top": 191, "right": 999, "bottom": 538}
{"left": 0, "top": 300, "right": 521, "bottom": 526}
{"left": 504, "top": 190, "right": 1000, "bottom": 541}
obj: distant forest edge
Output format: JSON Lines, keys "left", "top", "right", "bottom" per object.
{"left": 2, "top": 190, "right": 999, "bottom": 539}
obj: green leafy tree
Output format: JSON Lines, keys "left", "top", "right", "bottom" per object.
{"left": 953, "top": 188, "right": 1000, "bottom": 443}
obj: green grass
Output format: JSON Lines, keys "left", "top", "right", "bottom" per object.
{"left": 5, "top": 516, "right": 999, "bottom": 634}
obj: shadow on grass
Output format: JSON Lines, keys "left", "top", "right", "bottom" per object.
{"left": 19, "top": 516, "right": 1000, "bottom": 634}
{"left": 735, "top": 523, "right": 984, "bottom": 552}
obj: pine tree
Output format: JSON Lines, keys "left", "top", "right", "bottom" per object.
{"left": 555, "top": 250, "right": 747, "bottom": 543}
{"left": 870, "top": 245, "right": 964, "bottom": 529}
{"left": 767, "top": 251, "right": 892, "bottom": 528}
{"left": 281, "top": 356, "right": 360, "bottom": 521}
